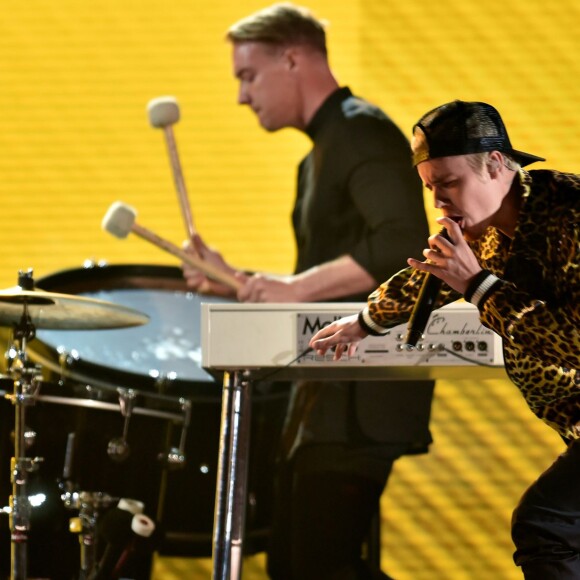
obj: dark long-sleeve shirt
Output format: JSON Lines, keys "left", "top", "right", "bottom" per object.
{"left": 285, "top": 87, "right": 435, "bottom": 462}
{"left": 293, "top": 87, "right": 430, "bottom": 295}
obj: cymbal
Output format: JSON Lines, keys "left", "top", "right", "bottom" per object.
{"left": 0, "top": 287, "right": 149, "bottom": 330}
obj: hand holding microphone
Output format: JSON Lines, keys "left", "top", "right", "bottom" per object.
{"left": 102, "top": 201, "right": 241, "bottom": 291}
{"left": 404, "top": 227, "right": 452, "bottom": 348}
{"left": 404, "top": 218, "right": 483, "bottom": 347}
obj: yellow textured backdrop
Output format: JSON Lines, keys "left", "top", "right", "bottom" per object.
{"left": 0, "top": 1, "right": 578, "bottom": 578}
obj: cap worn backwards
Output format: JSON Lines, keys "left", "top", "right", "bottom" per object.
{"left": 412, "top": 100, "right": 545, "bottom": 167}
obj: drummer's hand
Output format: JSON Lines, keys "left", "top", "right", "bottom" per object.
{"left": 309, "top": 314, "right": 368, "bottom": 361}
{"left": 182, "top": 234, "right": 239, "bottom": 298}
{"left": 236, "top": 273, "right": 303, "bottom": 303}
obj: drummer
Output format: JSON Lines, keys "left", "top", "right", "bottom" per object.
{"left": 182, "top": 4, "right": 435, "bottom": 579}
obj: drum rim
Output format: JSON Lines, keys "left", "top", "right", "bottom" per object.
{"left": 35, "top": 263, "right": 188, "bottom": 293}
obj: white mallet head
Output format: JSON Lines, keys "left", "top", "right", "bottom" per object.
{"left": 102, "top": 201, "right": 137, "bottom": 239}
{"left": 147, "top": 96, "right": 180, "bottom": 128}
{"left": 118, "top": 498, "right": 144, "bottom": 515}
{"left": 131, "top": 513, "right": 156, "bottom": 538}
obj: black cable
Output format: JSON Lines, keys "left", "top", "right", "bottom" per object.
{"left": 253, "top": 347, "right": 314, "bottom": 382}
{"left": 441, "top": 346, "right": 500, "bottom": 368}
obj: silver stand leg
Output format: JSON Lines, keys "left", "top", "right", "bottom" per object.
{"left": 212, "top": 371, "right": 252, "bottom": 580}
{"left": 6, "top": 341, "right": 43, "bottom": 580}
{"left": 4, "top": 271, "right": 46, "bottom": 580}
{"left": 76, "top": 492, "right": 116, "bottom": 579}
{"left": 10, "top": 393, "right": 30, "bottom": 580}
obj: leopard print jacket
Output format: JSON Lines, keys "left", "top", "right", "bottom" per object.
{"left": 367, "top": 169, "right": 580, "bottom": 439}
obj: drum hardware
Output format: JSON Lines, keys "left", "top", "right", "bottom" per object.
{"left": 1, "top": 492, "right": 47, "bottom": 515}
{"left": 90, "top": 497, "right": 156, "bottom": 580}
{"left": 63, "top": 431, "right": 76, "bottom": 481}
{"left": 58, "top": 431, "right": 79, "bottom": 511}
{"left": 107, "top": 388, "right": 137, "bottom": 463}
{"left": 151, "top": 370, "right": 178, "bottom": 397}
{"left": 21, "top": 427, "right": 37, "bottom": 451}
{"left": 158, "top": 397, "right": 191, "bottom": 469}
{"left": 57, "top": 347, "right": 81, "bottom": 386}
{"left": 67, "top": 493, "right": 158, "bottom": 580}
{"left": 0, "top": 269, "right": 150, "bottom": 580}
{"left": 57, "top": 426, "right": 125, "bottom": 579}
{"left": 68, "top": 491, "right": 118, "bottom": 580}
{"left": 29, "top": 263, "right": 287, "bottom": 559}
{"left": 3, "top": 270, "right": 45, "bottom": 580}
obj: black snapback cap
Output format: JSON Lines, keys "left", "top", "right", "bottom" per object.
{"left": 412, "top": 100, "right": 545, "bottom": 167}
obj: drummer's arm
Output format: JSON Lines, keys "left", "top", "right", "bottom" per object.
{"left": 183, "top": 241, "right": 375, "bottom": 303}
{"left": 294, "top": 255, "right": 377, "bottom": 301}
{"left": 236, "top": 256, "right": 376, "bottom": 303}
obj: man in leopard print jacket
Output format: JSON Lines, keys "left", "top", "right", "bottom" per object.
{"left": 310, "top": 100, "right": 579, "bottom": 579}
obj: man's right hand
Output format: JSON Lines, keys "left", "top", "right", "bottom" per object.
{"left": 182, "top": 234, "right": 239, "bottom": 298}
{"left": 309, "top": 313, "right": 368, "bottom": 360}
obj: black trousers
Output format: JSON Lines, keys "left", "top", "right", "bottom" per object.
{"left": 512, "top": 438, "right": 580, "bottom": 579}
{"left": 266, "top": 445, "right": 396, "bottom": 580}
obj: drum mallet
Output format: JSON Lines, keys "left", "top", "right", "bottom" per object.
{"left": 102, "top": 201, "right": 241, "bottom": 291}
{"left": 147, "top": 96, "right": 196, "bottom": 239}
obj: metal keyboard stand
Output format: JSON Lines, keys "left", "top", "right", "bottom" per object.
{"left": 212, "top": 371, "right": 252, "bottom": 580}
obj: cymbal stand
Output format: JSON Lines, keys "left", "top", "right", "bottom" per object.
{"left": 4, "top": 299, "right": 44, "bottom": 580}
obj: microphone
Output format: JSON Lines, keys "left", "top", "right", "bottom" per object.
{"left": 147, "top": 96, "right": 196, "bottom": 239}
{"left": 102, "top": 201, "right": 241, "bottom": 291}
{"left": 404, "top": 228, "right": 451, "bottom": 348}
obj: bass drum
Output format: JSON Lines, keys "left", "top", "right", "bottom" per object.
{"left": 27, "top": 263, "right": 290, "bottom": 558}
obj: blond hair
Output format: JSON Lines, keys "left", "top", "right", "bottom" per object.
{"left": 466, "top": 152, "right": 520, "bottom": 174}
{"left": 227, "top": 3, "right": 327, "bottom": 56}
